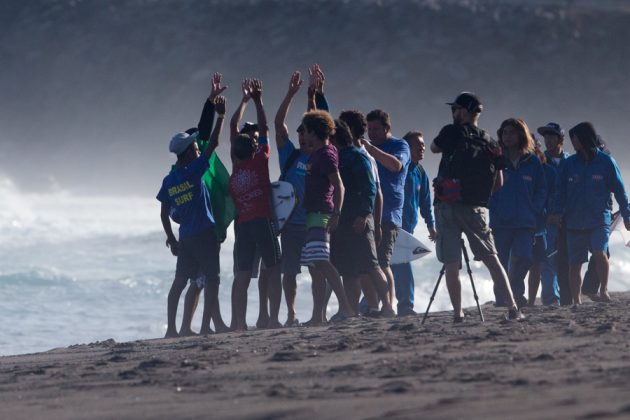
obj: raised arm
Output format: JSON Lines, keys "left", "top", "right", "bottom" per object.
{"left": 203, "top": 96, "right": 226, "bottom": 160}
{"left": 230, "top": 79, "right": 252, "bottom": 145}
{"left": 198, "top": 72, "right": 227, "bottom": 141}
{"left": 274, "top": 71, "right": 302, "bottom": 149}
{"left": 307, "top": 64, "right": 320, "bottom": 112}
{"left": 249, "top": 79, "right": 269, "bottom": 139}
{"left": 361, "top": 140, "right": 404, "bottom": 173}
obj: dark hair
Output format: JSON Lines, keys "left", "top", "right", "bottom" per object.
{"left": 232, "top": 134, "right": 256, "bottom": 160}
{"left": 403, "top": 131, "right": 424, "bottom": 142}
{"left": 332, "top": 119, "right": 354, "bottom": 148}
{"left": 302, "top": 110, "right": 335, "bottom": 141}
{"left": 366, "top": 109, "right": 391, "bottom": 130}
{"left": 339, "top": 110, "right": 367, "bottom": 140}
{"left": 177, "top": 141, "right": 197, "bottom": 159}
{"left": 569, "top": 122, "right": 599, "bottom": 150}
{"left": 497, "top": 118, "right": 534, "bottom": 155}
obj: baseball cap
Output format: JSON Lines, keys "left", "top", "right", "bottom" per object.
{"left": 447, "top": 92, "right": 483, "bottom": 113}
{"left": 537, "top": 122, "right": 564, "bottom": 137}
{"left": 169, "top": 131, "right": 197, "bottom": 155}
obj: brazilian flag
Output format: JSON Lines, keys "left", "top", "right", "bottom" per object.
{"left": 203, "top": 150, "right": 235, "bottom": 242}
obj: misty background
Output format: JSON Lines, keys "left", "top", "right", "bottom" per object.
{"left": 1, "top": 0, "right": 629, "bottom": 195}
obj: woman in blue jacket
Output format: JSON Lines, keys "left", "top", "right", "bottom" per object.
{"left": 489, "top": 118, "right": 547, "bottom": 307}
{"left": 552, "top": 122, "right": 630, "bottom": 305}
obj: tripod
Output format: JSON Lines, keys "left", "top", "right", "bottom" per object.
{"left": 421, "top": 238, "right": 484, "bottom": 324}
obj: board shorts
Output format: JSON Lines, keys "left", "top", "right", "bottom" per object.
{"left": 377, "top": 222, "right": 400, "bottom": 268}
{"left": 175, "top": 227, "right": 220, "bottom": 285}
{"left": 281, "top": 223, "right": 307, "bottom": 276}
{"left": 301, "top": 227, "right": 330, "bottom": 266}
{"left": 235, "top": 217, "right": 281, "bottom": 272}
{"left": 435, "top": 202, "right": 496, "bottom": 264}
{"left": 567, "top": 226, "right": 610, "bottom": 265}
{"left": 331, "top": 215, "right": 379, "bottom": 277}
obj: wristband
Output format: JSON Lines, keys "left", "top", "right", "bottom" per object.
{"left": 217, "top": 114, "right": 225, "bottom": 118}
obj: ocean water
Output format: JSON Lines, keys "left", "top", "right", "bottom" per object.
{"left": 1, "top": 175, "right": 630, "bottom": 356}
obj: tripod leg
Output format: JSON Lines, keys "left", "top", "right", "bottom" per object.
{"left": 421, "top": 265, "right": 445, "bottom": 325}
{"left": 461, "top": 240, "right": 485, "bottom": 323}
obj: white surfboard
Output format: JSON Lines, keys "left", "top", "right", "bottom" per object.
{"left": 271, "top": 181, "right": 297, "bottom": 233}
{"left": 391, "top": 230, "right": 431, "bottom": 264}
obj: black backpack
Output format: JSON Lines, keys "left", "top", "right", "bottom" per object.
{"left": 438, "top": 126, "right": 503, "bottom": 207}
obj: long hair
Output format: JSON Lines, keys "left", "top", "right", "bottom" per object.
{"left": 569, "top": 122, "right": 599, "bottom": 160}
{"left": 497, "top": 118, "right": 535, "bottom": 155}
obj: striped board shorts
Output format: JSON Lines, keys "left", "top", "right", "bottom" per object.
{"left": 300, "top": 227, "right": 330, "bottom": 266}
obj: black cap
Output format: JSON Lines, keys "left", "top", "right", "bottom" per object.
{"left": 447, "top": 92, "right": 483, "bottom": 113}
{"left": 537, "top": 122, "right": 564, "bottom": 137}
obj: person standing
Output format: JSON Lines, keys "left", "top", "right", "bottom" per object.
{"left": 391, "top": 131, "right": 436, "bottom": 316}
{"left": 551, "top": 122, "right": 630, "bottom": 304}
{"left": 537, "top": 122, "right": 571, "bottom": 305}
{"left": 489, "top": 118, "right": 547, "bottom": 308}
{"left": 430, "top": 92, "right": 523, "bottom": 321}
{"left": 362, "top": 109, "right": 410, "bottom": 316}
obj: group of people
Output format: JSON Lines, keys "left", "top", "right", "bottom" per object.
{"left": 157, "top": 65, "right": 630, "bottom": 337}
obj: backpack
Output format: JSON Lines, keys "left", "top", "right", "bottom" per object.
{"left": 435, "top": 126, "right": 503, "bottom": 207}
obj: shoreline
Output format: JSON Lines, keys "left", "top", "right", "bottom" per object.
{"left": 2, "top": 293, "right": 630, "bottom": 419}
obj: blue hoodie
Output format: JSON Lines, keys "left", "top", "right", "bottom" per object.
{"left": 489, "top": 153, "right": 547, "bottom": 230}
{"left": 554, "top": 149, "right": 630, "bottom": 229}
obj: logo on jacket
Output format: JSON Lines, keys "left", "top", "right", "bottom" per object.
{"left": 592, "top": 174, "right": 603, "bottom": 181}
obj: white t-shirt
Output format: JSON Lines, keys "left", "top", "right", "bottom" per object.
{"left": 359, "top": 145, "right": 380, "bottom": 185}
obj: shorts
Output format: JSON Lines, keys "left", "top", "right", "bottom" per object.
{"left": 301, "top": 227, "right": 330, "bottom": 266}
{"left": 235, "top": 217, "right": 281, "bottom": 272}
{"left": 377, "top": 222, "right": 400, "bottom": 268}
{"left": 331, "top": 215, "right": 379, "bottom": 277}
{"left": 175, "top": 227, "right": 220, "bottom": 285}
{"left": 567, "top": 226, "right": 610, "bottom": 265}
{"left": 435, "top": 202, "right": 496, "bottom": 264}
{"left": 232, "top": 246, "right": 263, "bottom": 278}
{"left": 532, "top": 233, "right": 548, "bottom": 264}
{"left": 281, "top": 223, "right": 307, "bottom": 276}
{"left": 493, "top": 228, "right": 535, "bottom": 261}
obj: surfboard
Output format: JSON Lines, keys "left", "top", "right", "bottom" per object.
{"left": 391, "top": 230, "right": 431, "bottom": 264}
{"left": 270, "top": 181, "right": 297, "bottom": 233}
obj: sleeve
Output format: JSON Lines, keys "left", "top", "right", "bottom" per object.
{"left": 258, "top": 135, "right": 269, "bottom": 146}
{"left": 396, "top": 141, "right": 411, "bottom": 168}
{"left": 315, "top": 92, "right": 330, "bottom": 112}
{"left": 355, "top": 155, "right": 377, "bottom": 217}
{"left": 419, "top": 169, "right": 435, "bottom": 228}
{"left": 189, "top": 155, "right": 210, "bottom": 178}
{"left": 321, "top": 146, "right": 339, "bottom": 175}
{"left": 196, "top": 99, "right": 216, "bottom": 141}
{"left": 433, "top": 125, "right": 457, "bottom": 152}
{"left": 156, "top": 179, "right": 170, "bottom": 204}
{"left": 532, "top": 159, "right": 548, "bottom": 216}
{"left": 278, "top": 139, "right": 296, "bottom": 169}
{"left": 608, "top": 156, "right": 630, "bottom": 222}
{"left": 552, "top": 160, "right": 567, "bottom": 216}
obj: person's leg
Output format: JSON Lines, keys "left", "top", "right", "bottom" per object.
{"left": 482, "top": 254, "right": 518, "bottom": 311}
{"left": 166, "top": 276, "right": 189, "bottom": 338}
{"left": 359, "top": 274, "right": 380, "bottom": 314}
{"left": 581, "top": 255, "right": 601, "bottom": 301}
{"left": 491, "top": 228, "right": 512, "bottom": 306}
{"left": 376, "top": 223, "right": 399, "bottom": 316}
{"left": 593, "top": 251, "right": 610, "bottom": 301}
{"left": 232, "top": 270, "right": 253, "bottom": 330}
{"left": 444, "top": 262, "right": 463, "bottom": 319}
{"left": 200, "top": 279, "right": 219, "bottom": 335}
{"left": 566, "top": 229, "right": 590, "bottom": 305}
{"left": 256, "top": 267, "right": 270, "bottom": 329}
{"left": 528, "top": 262, "right": 541, "bottom": 306}
{"left": 282, "top": 273, "right": 298, "bottom": 325}
{"left": 342, "top": 275, "right": 361, "bottom": 316}
{"left": 568, "top": 263, "right": 583, "bottom": 305}
{"left": 309, "top": 266, "right": 327, "bottom": 325}
{"left": 266, "top": 264, "right": 283, "bottom": 327}
{"left": 369, "top": 266, "right": 393, "bottom": 313}
{"left": 316, "top": 260, "right": 352, "bottom": 318}
{"left": 556, "top": 226, "right": 572, "bottom": 306}
{"left": 540, "top": 257, "right": 560, "bottom": 306}
{"left": 180, "top": 281, "right": 201, "bottom": 336}
{"left": 392, "top": 262, "right": 415, "bottom": 315}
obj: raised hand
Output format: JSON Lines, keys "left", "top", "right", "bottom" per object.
{"left": 209, "top": 72, "right": 227, "bottom": 101}
{"left": 214, "top": 95, "right": 226, "bottom": 115}
{"left": 250, "top": 79, "right": 263, "bottom": 102}
{"left": 287, "top": 71, "right": 302, "bottom": 96}
{"left": 313, "top": 64, "right": 325, "bottom": 93}
{"left": 241, "top": 78, "right": 253, "bottom": 101}
{"left": 308, "top": 64, "right": 320, "bottom": 97}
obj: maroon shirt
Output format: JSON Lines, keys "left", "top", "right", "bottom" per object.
{"left": 304, "top": 144, "right": 338, "bottom": 213}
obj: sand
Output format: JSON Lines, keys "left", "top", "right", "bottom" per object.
{"left": 2, "top": 294, "right": 630, "bottom": 420}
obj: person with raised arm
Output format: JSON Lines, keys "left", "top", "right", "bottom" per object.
{"left": 156, "top": 76, "right": 227, "bottom": 338}
{"left": 229, "top": 79, "right": 282, "bottom": 331}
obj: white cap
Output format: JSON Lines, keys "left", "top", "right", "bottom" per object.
{"left": 169, "top": 131, "right": 197, "bottom": 155}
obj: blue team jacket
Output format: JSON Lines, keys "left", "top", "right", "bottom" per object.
{"left": 401, "top": 163, "right": 434, "bottom": 234}
{"left": 489, "top": 153, "right": 547, "bottom": 230}
{"left": 554, "top": 149, "right": 630, "bottom": 229}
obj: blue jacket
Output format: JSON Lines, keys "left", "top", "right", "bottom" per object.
{"left": 535, "top": 163, "right": 557, "bottom": 234}
{"left": 489, "top": 153, "right": 547, "bottom": 230}
{"left": 401, "top": 163, "right": 434, "bottom": 234}
{"left": 544, "top": 150, "right": 570, "bottom": 169}
{"left": 554, "top": 149, "right": 630, "bottom": 229}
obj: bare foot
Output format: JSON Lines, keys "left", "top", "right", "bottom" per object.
{"left": 256, "top": 315, "right": 270, "bottom": 329}
{"left": 179, "top": 328, "right": 198, "bottom": 337}
{"left": 214, "top": 323, "right": 231, "bottom": 334}
{"left": 284, "top": 317, "right": 300, "bottom": 327}
{"left": 599, "top": 292, "right": 612, "bottom": 303}
{"left": 303, "top": 318, "right": 325, "bottom": 327}
{"left": 164, "top": 329, "right": 179, "bottom": 339}
{"left": 268, "top": 320, "right": 282, "bottom": 329}
{"left": 585, "top": 293, "right": 601, "bottom": 302}
{"left": 527, "top": 299, "right": 536, "bottom": 307}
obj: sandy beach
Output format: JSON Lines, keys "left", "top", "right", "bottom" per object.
{"left": 2, "top": 293, "right": 630, "bottom": 420}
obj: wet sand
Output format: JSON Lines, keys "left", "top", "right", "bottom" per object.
{"left": 2, "top": 293, "right": 630, "bottom": 419}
